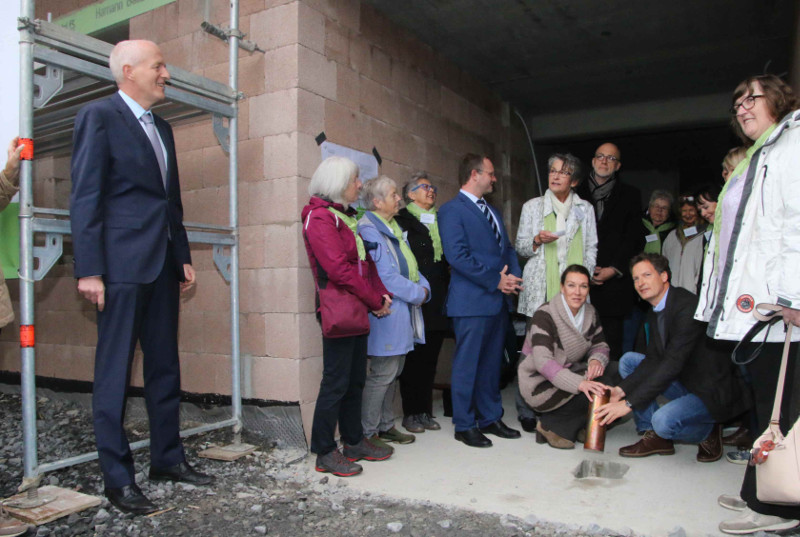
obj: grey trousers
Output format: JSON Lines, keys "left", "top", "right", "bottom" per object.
{"left": 362, "top": 354, "right": 406, "bottom": 437}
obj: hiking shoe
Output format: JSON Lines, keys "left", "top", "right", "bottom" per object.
{"left": 0, "top": 505, "right": 31, "bottom": 537}
{"left": 315, "top": 449, "right": 363, "bottom": 477}
{"left": 379, "top": 426, "right": 416, "bottom": 444}
{"left": 718, "top": 494, "right": 747, "bottom": 512}
{"left": 419, "top": 413, "right": 441, "bottom": 431}
{"left": 719, "top": 507, "right": 799, "bottom": 534}
{"left": 402, "top": 414, "right": 425, "bottom": 433}
{"left": 367, "top": 434, "right": 395, "bottom": 453}
{"left": 726, "top": 449, "right": 751, "bottom": 465}
{"left": 343, "top": 437, "right": 393, "bottom": 462}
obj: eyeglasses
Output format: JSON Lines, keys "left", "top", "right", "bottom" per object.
{"left": 650, "top": 204, "right": 670, "bottom": 212}
{"left": 679, "top": 196, "right": 695, "bottom": 202}
{"left": 593, "top": 154, "right": 619, "bottom": 162}
{"left": 476, "top": 169, "right": 496, "bottom": 178}
{"left": 548, "top": 168, "right": 573, "bottom": 177}
{"left": 410, "top": 183, "right": 438, "bottom": 194}
{"left": 730, "top": 95, "right": 764, "bottom": 115}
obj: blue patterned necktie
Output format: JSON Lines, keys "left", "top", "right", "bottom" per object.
{"left": 477, "top": 199, "right": 502, "bottom": 246}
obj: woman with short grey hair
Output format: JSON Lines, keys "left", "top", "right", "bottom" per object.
{"left": 642, "top": 190, "right": 676, "bottom": 254}
{"left": 357, "top": 176, "right": 431, "bottom": 448}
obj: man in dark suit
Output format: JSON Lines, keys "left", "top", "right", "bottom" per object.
{"left": 438, "top": 154, "right": 523, "bottom": 448}
{"left": 576, "top": 143, "right": 643, "bottom": 361}
{"left": 595, "top": 253, "right": 748, "bottom": 462}
{"left": 70, "top": 40, "right": 212, "bottom": 515}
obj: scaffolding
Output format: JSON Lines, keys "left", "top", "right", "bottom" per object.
{"left": 13, "top": 0, "right": 245, "bottom": 502}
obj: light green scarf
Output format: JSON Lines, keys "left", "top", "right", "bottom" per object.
{"left": 713, "top": 123, "right": 777, "bottom": 259}
{"left": 405, "top": 202, "right": 443, "bottom": 262}
{"left": 327, "top": 207, "right": 365, "bottom": 261}
{"left": 642, "top": 218, "right": 676, "bottom": 254}
{"left": 371, "top": 212, "right": 420, "bottom": 283}
{"left": 544, "top": 212, "right": 583, "bottom": 301}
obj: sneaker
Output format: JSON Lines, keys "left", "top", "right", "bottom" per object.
{"left": 402, "top": 414, "right": 425, "bottom": 433}
{"left": 366, "top": 434, "right": 395, "bottom": 453}
{"left": 315, "top": 449, "right": 363, "bottom": 477}
{"left": 718, "top": 494, "right": 747, "bottom": 512}
{"left": 726, "top": 449, "right": 751, "bottom": 465}
{"left": 419, "top": 413, "right": 441, "bottom": 431}
{"left": 719, "top": 507, "right": 799, "bottom": 534}
{"left": 343, "top": 437, "right": 393, "bottom": 462}
{"left": 379, "top": 426, "right": 416, "bottom": 444}
{"left": 0, "top": 505, "right": 32, "bottom": 537}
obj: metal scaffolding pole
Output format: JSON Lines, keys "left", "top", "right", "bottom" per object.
{"left": 12, "top": 0, "right": 248, "bottom": 501}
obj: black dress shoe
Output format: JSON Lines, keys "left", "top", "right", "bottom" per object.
{"left": 479, "top": 420, "right": 521, "bottom": 439}
{"left": 149, "top": 461, "right": 215, "bottom": 486}
{"left": 105, "top": 484, "right": 158, "bottom": 515}
{"left": 454, "top": 428, "right": 492, "bottom": 448}
{"left": 519, "top": 416, "right": 538, "bottom": 433}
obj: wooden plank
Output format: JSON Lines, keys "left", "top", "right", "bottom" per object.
{"left": 198, "top": 443, "right": 256, "bottom": 461}
{"left": 3, "top": 486, "right": 101, "bottom": 525}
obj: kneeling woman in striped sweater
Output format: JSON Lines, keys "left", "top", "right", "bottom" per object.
{"left": 517, "top": 264, "right": 613, "bottom": 449}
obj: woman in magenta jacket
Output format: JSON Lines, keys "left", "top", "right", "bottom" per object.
{"left": 301, "top": 156, "right": 393, "bottom": 478}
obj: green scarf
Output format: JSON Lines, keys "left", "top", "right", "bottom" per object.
{"left": 543, "top": 212, "right": 583, "bottom": 301}
{"left": 713, "top": 123, "right": 777, "bottom": 259}
{"left": 642, "top": 218, "right": 676, "bottom": 254}
{"left": 405, "top": 202, "right": 443, "bottom": 262}
{"left": 327, "top": 207, "right": 365, "bottom": 260}
{"left": 371, "top": 212, "right": 420, "bottom": 283}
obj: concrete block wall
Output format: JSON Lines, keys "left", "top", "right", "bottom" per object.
{"left": 11, "top": 0, "right": 534, "bottom": 443}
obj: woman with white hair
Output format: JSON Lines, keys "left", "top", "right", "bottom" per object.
{"left": 357, "top": 176, "right": 431, "bottom": 449}
{"left": 301, "top": 157, "right": 394, "bottom": 477}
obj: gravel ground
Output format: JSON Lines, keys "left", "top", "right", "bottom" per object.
{"left": 0, "top": 390, "right": 631, "bottom": 537}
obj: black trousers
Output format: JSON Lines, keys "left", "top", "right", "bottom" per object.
{"left": 310, "top": 334, "right": 367, "bottom": 455}
{"left": 399, "top": 331, "right": 445, "bottom": 416}
{"left": 599, "top": 315, "right": 624, "bottom": 361}
{"left": 739, "top": 340, "right": 800, "bottom": 519}
{"left": 538, "top": 372, "right": 616, "bottom": 442}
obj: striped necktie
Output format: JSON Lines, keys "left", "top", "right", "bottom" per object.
{"left": 477, "top": 199, "right": 502, "bottom": 246}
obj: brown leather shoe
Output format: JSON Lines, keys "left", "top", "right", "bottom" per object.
{"left": 535, "top": 422, "right": 574, "bottom": 449}
{"left": 698, "top": 424, "right": 723, "bottom": 462}
{"left": 619, "top": 430, "right": 674, "bottom": 457}
{"left": 722, "top": 426, "right": 753, "bottom": 448}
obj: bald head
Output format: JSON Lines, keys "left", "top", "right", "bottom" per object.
{"left": 109, "top": 40, "right": 170, "bottom": 109}
{"left": 109, "top": 40, "right": 159, "bottom": 84}
{"left": 591, "top": 142, "right": 621, "bottom": 182}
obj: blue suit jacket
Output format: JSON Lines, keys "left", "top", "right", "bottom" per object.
{"left": 438, "top": 192, "right": 521, "bottom": 317}
{"left": 70, "top": 93, "right": 191, "bottom": 284}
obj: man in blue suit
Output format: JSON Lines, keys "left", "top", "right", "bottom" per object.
{"left": 439, "top": 153, "right": 524, "bottom": 447}
{"left": 70, "top": 40, "right": 213, "bottom": 515}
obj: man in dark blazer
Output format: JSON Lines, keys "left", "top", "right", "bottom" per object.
{"left": 438, "top": 154, "right": 523, "bottom": 448}
{"left": 576, "top": 143, "right": 643, "bottom": 361}
{"left": 595, "top": 253, "right": 748, "bottom": 462}
{"left": 70, "top": 40, "right": 212, "bottom": 515}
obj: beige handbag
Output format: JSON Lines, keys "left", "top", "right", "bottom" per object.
{"left": 751, "top": 304, "right": 800, "bottom": 505}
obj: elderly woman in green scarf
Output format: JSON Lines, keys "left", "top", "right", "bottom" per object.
{"left": 394, "top": 172, "right": 450, "bottom": 434}
{"left": 641, "top": 190, "right": 676, "bottom": 254}
{"left": 358, "top": 176, "right": 431, "bottom": 448}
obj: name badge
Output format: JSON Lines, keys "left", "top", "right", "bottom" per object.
{"left": 684, "top": 226, "right": 698, "bottom": 237}
{"left": 420, "top": 213, "right": 435, "bottom": 224}
{"left": 645, "top": 233, "right": 658, "bottom": 243}
{"left": 402, "top": 231, "right": 408, "bottom": 242}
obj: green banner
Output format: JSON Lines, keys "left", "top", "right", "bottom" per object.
{"left": 0, "top": 202, "right": 19, "bottom": 281}
{"left": 54, "top": 0, "right": 177, "bottom": 35}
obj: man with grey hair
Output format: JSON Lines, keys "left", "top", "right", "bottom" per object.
{"left": 71, "top": 39, "right": 212, "bottom": 515}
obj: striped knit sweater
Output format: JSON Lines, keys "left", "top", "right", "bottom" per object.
{"left": 518, "top": 295, "right": 610, "bottom": 412}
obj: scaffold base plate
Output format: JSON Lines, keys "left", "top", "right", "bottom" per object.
{"left": 3, "top": 486, "right": 101, "bottom": 525}
{"left": 198, "top": 443, "right": 256, "bottom": 461}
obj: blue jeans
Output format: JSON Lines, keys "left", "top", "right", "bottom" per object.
{"left": 619, "top": 352, "right": 714, "bottom": 443}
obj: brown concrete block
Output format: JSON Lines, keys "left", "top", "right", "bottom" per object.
{"left": 298, "top": 1, "right": 326, "bottom": 53}
{"left": 298, "top": 46, "right": 337, "bottom": 100}
{"left": 177, "top": 148, "right": 205, "bottom": 191}
{"left": 181, "top": 187, "right": 229, "bottom": 227}
{"left": 264, "top": 45, "right": 299, "bottom": 93}
{"left": 298, "top": 355, "right": 323, "bottom": 403}
{"left": 335, "top": 65, "right": 359, "bottom": 110}
{"left": 246, "top": 176, "right": 301, "bottom": 225}
{"left": 150, "top": 1, "right": 181, "bottom": 43}
{"left": 205, "top": 54, "right": 265, "bottom": 99}
{"left": 324, "top": 19, "right": 349, "bottom": 65}
{"left": 369, "top": 46, "right": 392, "bottom": 87}
{"left": 161, "top": 34, "right": 193, "bottom": 72}
{"left": 240, "top": 312, "right": 267, "bottom": 355}
{"left": 190, "top": 269, "right": 232, "bottom": 313}
{"left": 192, "top": 32, "right": 231, "bottom": 72}
{"left": 250, "top": 2, "right": 299, "bottom": 51}
{"left": 64, "top": 345, "right": 95, "bottom": 382}
{"left": 298, "top": 313, "right": 322, "bottom": 358}
{"left": 180, "top": 352, "right": 219, "bottom": 394}
{"left": 177, "top": 0, "right": 206, "bottom": 37}
{"left": 237, "top": 182, "right": 252, "bottom": 226}
{"left": 264, "top": 223, "right": 301, "bottom": 268}
{"left": 128, "top": 9, "right": 155, "bottom": 40}
{"left": 35, "top": 310, "right": 67, "bottom": 345}
{"left": 249, "top": 89, "right": 296, "bottom": 138}
{"left": 297, "top": 89, "right": 326, "bottom": 136}
{"left": 380, "top": 160, "right": 412, "bottom": 187}
{"left": 238, "top": 268, "right": 268, "bottom": 313}
{"left": 237, "top": 137, "right": 265, "bottom": 183}
{"left": 296, "top": 267, "right": 316, "bottom": 313}
{"left": 348, "top": 35, "right": 370, "bottom": 76}
{"left": 214, "top": 353, "right": 233, "bottom": 395}
{"left": 297, "top": 132, "right": 321, "bottom": 180}
{"left": 173, "top": 119, "right": 217, "bottom": 153}
{"left": 407, "top": 68, "right": 427, "bottom": 106}
{"left": 203, "top": 310, "right": 232, "bottom": 355}
{"left": 249, "top": 355, "right": 300, "bottom": 400}
{"left": 264, "top": 133, "right": 298, "bottom": 180}
{"left": 185, "top": 244, "right": 214, "bottom": 274}
{"left": 359, "top": 77, "right": 394, "bottom": 125}
{"left": 372, "top": 121, "right": 422, "bottom": 169}
{"left": 239, "top": 224, "right": 267, "bottom": 270}
{"left": 263, "top": 312, "right": 300, "bottom": 358}
{"left": 238, "top": 99, "right": 251, "bottom": 141}
{"left": 202, "top": 145, "right": 230, "bottom": 188}
{"left": 425, "top": 78, "right": 442, "bottom": 112}
{"left": 391, "top": 62, "right": 411, "bottom": 100}
{"left": 34, "top": 344, "right": 56, "bottom": 378}
{"left": 324, "top": 100, "right": 371, "bottom": 154}
{"left": 0, "top": 342, "right": 20, "bottom": 373}
{"left": 178, "top": 310, "right": 205, "bottom": 353}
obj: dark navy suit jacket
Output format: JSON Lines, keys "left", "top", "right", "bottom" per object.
{"left": 70, "top": 92, "right": 191, "bottom": 284}
{"left": 438, "top": 192, "right": 521, "bottom": 317}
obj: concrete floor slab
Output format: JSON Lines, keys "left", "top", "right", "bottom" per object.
{"left": 307, "top": 386, "right": 748, "bottom": 537}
